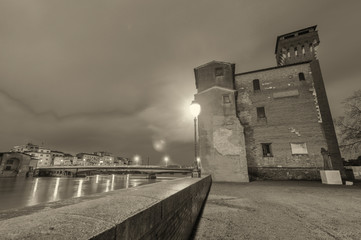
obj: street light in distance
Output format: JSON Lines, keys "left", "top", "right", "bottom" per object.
{"left": 164, "top": 156, "right": 169, "bottom": 167}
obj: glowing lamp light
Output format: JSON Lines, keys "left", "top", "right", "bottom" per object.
{"left": 164, "top": 156, "right": 169, "bottom": 167}
{"left": 189, "top": 100, "right": 201, "bottom": 118}
{"left": 134, "top": 155, "right": 140, "bottom": 165}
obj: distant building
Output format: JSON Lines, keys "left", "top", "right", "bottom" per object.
{"left": 114, "top": 157, "right": 131, "bottom": 165}
{"left": 0, "top": 152, "right": 38, "bottom": 177}
{"left": 28, "top": 147, "right": 52, "bottom": 167}
{"left": 53, "top": 154, "right": 77, "bottom": 166}
{"left": 193, "top": 26, "right": 344, "bottom": 182}
{"left": 94, "top": 151, "right": 114, "bottom": 165}
{"left": 50, "top": 150, "right": 64, "bottom": 165}
{"left": 10, "top": 143, "right": 52, "bottom": 167}
{"left": 76, "top": 153, "right": 100, "bottom": 166}
{"left": 10, "top": 143, "right": 39, "bottom": 153}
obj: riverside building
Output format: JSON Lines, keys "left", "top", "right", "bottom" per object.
{"left": 193, "top": 26, "right": 344, "bottom": 182}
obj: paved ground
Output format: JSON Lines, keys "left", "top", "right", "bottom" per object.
{"left": 193, "top": 181, "right": 361, "bottom": 240}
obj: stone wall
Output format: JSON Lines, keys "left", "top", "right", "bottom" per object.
{"left": 0, "top": 152, "right": 35, "bottom": 177}
{"left": 310, "top": 60, "right": 345, "bottom": 176}
{"left": 195, "top": 61, "right": 249, "bottom": 182}
{"left": 248, "top": 167, "right": 320, "bottom": 181}
{"left": 0, "top": 175, "right": 212, "bottom": 240}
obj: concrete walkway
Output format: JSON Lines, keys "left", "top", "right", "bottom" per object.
{"left": 193, "top": 181, "right": 361, "bottom": 240}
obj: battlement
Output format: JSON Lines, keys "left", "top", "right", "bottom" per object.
{"left": 275, "top": 25, "right": 320, "bottom": 66}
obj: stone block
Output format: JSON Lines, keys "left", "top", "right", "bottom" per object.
{"left": 351, "top": 166, "right": 361, "bottom": 180}
{"left": 320, "top": 170, "right": 342, "bottom": 185}
{"left": 345, "top": 181, "right": 353, "bottom": 186}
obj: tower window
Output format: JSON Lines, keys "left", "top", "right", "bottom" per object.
{"left": 215, "top": 67, "right": 224, "bottom": 76}
{"left": 257, "top": 107, "right": 266, "bottom": 119}
{"left": 287, "top": 50, "right": 290, "bottom": 58}
{"left": 294, "top": 47, "right": 298, "bottom": 56}
{"left": 298, "top": 72, "right": 305, "bottom": 81}
{"left": 261, "top": 143, "right": 273, "bottom": 157}
{"left": 253, "top": 79, "right": 260, "bottom": 91}
{"left": 302, "top": 46, "right": 305, "bottom": 55}
{"left": 309, "top": 44, "right": 313, "bottom": 52}
{"left": 222, "top": 95, "right": 231, "bottom": 104}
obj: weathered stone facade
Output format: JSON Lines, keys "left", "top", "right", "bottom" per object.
{"left": 0, "top": 152, "right": 37, "bottom": 177}
{"left": 193, "top": 26, "right": 344, "bottom": 181}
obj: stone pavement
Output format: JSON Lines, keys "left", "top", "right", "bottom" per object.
{"left": 193, "top": 181, "right": 361, "bottom": 240}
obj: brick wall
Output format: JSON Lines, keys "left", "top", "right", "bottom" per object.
{"left": 235, "top": 63, "right": 328, "bottom": 180}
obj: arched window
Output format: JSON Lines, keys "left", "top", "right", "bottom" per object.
{"left": 309, "top": 44, "right": 313, "bottom": 52}
{"left": 299, "top": 72, "right": 305, "bottom": 81}
{"left": 253, "top": 79, "right": 260, "bottom": 91}
{"left": 294, "top": 47, "right": 298, "bottom": 56}
{"left": 302, "top": 46, "right": 305, "bottom": 55}
{"left": 287, "top": 50, "right": 290, "bottom": 58}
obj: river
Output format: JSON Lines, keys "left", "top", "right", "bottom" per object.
{"left": 0, "top": 174, "right": 182, "bottom": 211}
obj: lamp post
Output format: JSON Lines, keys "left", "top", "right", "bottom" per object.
{"left": 190, "top": 100, "right": 201, "bottom": 177}
{"left": 164, "top": 156, "right": 169, "bottom": 167}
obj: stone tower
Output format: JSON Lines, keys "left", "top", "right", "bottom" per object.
{"left": 275, "top": 26, "right": 343, "bottom": 175}
{"left": 194, "top": 61, "right": 249, "bottom": 182}
{"left": 275, "top": 25, "right": 319, "bottom": 66}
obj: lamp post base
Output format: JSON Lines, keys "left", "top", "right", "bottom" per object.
{"left": 192, "top": 168, "right": 201, "bottom": 178}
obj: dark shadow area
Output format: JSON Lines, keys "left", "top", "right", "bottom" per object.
{"left": 189, "top": 178, "right": 213, "bottom": 240}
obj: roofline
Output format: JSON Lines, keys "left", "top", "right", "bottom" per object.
{"left": 194, "top": 60, "right": 234, "bottom": 70}
{"left": 196, "top": 86, "right": 236, "bottom": 95}
{"left": 275, "top": 25, "right": 317, "bottom": 54}
{"left": 235, "top": 61, "right": 312, "bottom": 76}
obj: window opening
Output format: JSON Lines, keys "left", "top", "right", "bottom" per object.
{"left": 262, "top": 143, "right": 273, "bottom": 157}
{"left": 298, "top": 72, "right": 305, "bottom": 81}
{"left": 253, "top": 79, "right": 260, "bottom": 91}
{"left": 257, "top": 107, "right": 266, "bottom": 119}
{"left": 223, "top": 95, "right": 231, "bottom": 104}
{"left": 215, "top": 67, "right": 224, "bottom": 76}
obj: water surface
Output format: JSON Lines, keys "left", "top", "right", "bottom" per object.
{"left": 0, "top": 174, "right": 181, "bottom": 211}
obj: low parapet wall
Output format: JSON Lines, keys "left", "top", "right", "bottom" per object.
{"left": 0, "top": 175, "right": 212, "bottom": 240}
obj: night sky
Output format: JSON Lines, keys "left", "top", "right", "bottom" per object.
{"left": 0, "top": 0, "right": 360, "bottom": 166}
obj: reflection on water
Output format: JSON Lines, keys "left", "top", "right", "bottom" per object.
{"left": 0, "top": 174, "right": 181, "bottom": 211}
{"left": 76, "top": 179, "right": 83, "bottom": 198}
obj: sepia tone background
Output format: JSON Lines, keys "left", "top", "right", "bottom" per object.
{"left": 0, "top": 0, "right": 360, "bottom": 165}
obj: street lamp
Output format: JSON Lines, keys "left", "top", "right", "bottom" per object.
{"left": 164, "top": 156, "right": 169, "bottom": 167}
{"left": 190, "top": 100, "right": 201, "bottom": 177}
{"left": 134, "top": 155, "right": 140, "bottom": 165}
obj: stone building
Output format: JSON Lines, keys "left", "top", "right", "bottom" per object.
{"left": 193, "top": 26, "right": 344, "bottom": 182}
{"left": 0, "top": 152, "right": 38, "bottom": 177}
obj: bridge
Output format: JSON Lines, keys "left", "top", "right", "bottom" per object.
{"left": 34, "top": 165, "right": 193, "bottom": 178}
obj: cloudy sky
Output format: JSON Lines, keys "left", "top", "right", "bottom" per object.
{"left": 0, "top": 0, "right": 360, "bottom": 165}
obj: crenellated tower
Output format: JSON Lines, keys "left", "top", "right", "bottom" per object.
{"left": 275, "top": 25, "right": 320, "bottom": 66}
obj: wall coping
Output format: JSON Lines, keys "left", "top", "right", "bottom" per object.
{"left": 0, "top": 175, "right": 212, "bottom": 239}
